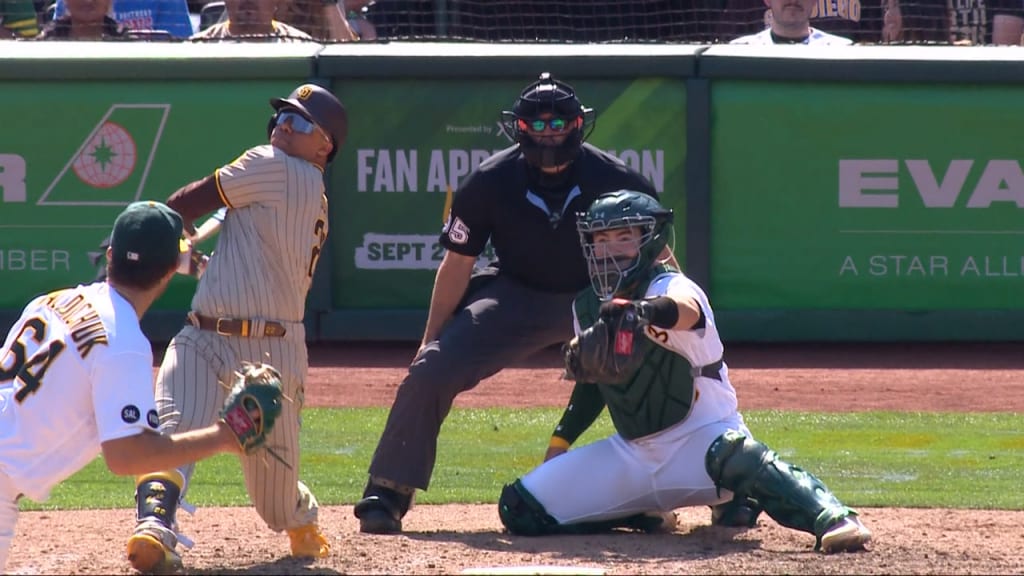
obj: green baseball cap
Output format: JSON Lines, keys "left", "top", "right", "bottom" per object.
{"left": 110, "top": 201, "right": 183, "bottom": 274}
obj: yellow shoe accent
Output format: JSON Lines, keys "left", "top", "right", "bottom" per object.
{"left": 287, "top": 524, "right": 330, "bottom": 558}
{"left": 126, "top": 532, "right": 183, "bottom": 575}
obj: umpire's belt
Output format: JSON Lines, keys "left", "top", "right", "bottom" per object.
{"left": 692, "top": 358, "right": 724, "bottom": 382}
{"left": 187, "top": 312, "right": 287, "bottom": 338}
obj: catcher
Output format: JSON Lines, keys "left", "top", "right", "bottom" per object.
{"left": 497, "top": 190, "right": 872, "bottom": 554}
{"left": 0, "top": 202, "right": 283, "bottom": 574}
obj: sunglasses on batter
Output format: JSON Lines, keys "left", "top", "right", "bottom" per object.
{"left": 518, "top": 117, "right": 571, "bottom": 133}
{"left": 276, "top": 111, "right": 330, "bottom": 142}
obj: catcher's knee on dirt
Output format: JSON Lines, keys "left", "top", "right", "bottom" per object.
{"left": 705, "top": 430, "right": 855, "bottom": 539}
{"left": 135, "top": 470, "right": 184, "bottom": 527}
{"left": 498, "top": 480, "right": 560, "bottom": 536}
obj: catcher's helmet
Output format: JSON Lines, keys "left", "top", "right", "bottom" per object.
{"left": 500, "top": 72, "right": 595, "bottom": 170}
{"left": 576, "top": 190, "right": 674, "bottom": 300}
{"left": 268, "top": 84, "right": 348, "bottom": 162}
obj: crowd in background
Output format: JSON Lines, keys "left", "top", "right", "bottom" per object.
{"left": 1, "top": 0, "right": 1023, "bottom": 45}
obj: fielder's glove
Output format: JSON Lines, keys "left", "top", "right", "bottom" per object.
{"left": 563, "top": 299, "right": 649, "bottom": 385}
{"left": 220, "top": 363, "right": 285, "bottom": 454}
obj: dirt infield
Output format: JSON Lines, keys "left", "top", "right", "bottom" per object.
{"left": 8, "top": 342, "right": 1024, "bottom": 575}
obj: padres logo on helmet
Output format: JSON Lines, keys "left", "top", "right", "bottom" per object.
{"left": 268, "top": 83, "right": 349, "bottom": 162}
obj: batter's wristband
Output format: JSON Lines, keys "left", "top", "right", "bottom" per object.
{"left": 548, "top": 436, "right": 571, "bottom": 450}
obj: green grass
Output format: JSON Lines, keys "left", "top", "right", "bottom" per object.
{"left": 24, "top": 408, "right": 1024, "bottom": 511}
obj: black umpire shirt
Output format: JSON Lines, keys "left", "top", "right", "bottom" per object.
{"left": 439, "top": 142, "right": 658, "bottom": 294}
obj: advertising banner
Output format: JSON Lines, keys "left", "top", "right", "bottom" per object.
{"left": 329, "top": 77, "right": 687, "bottom": 309}
{"left": 711, "top": 81, "right": 1024, "bottom": 310}
{"left": 0, "top": 80, "right": 304, "bottom": 311}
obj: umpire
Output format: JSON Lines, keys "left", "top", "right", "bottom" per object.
{"left": 354, "top": 73, "right": 659, "bottom": 533}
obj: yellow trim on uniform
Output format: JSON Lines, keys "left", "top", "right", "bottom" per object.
{"left": 548, "top": 436, "right": 571, "bottom": 450}
{"left": 135, "top": 469, "right": 185, "bottom": 490}
{"left": 214, "top": 169, "right": 233, "bottom": 208}
{"left": 240, "top": 320, "right": 249, "bottom": 337}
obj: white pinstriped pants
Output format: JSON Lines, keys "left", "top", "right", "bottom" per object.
{"left": 154, "top": 324, "right": 317, "bottom": 533}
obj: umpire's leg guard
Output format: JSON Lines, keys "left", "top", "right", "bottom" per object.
{"left": 705, "top": 430, "right": 858, "bottom": 550}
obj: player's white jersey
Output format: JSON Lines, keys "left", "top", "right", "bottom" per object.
{"left": 643, "top": 271, "right": 739, "bottom": 431}
{"left": 0, "top": 282, "right": 159, "bottom": 501}
{"left": 194, "top": 144, "right": 328, "bottom": 323}
{"left": 730, "top": 28, "right": 853, "bottom": 45}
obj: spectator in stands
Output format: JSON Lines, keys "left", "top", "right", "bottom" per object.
{"left": 37, "top": 0, "right": 127, "bottom": 38}
{"left": 190, "top": 0, "right": 311, "bottom": 40}
{"left": 881, "top": 0, "right": 949, "bottom": 43}
{"left": 52, "top": 0, "right": 193, "bottom": 38}
{"left": 722, "top": 0, "right": 880, "bottom": 43}
{"left": 359, "top": 0, "right": 433, "bottom": 39}
{"left": 730, "top": 0, "right": 853, "bottom": 43}
{"left": 275, "top": 0, "right": 365, "bottom": 41}
{"left": 1, "top": 0, "right": 40, "bottom": 37}
{"left": 344, "top": 0, "right": 377, "bottom": 40}
{"left": 881, "top": 0, "right": 1022, "bottom": 44}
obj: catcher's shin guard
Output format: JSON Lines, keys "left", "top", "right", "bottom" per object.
{"left": 705, "top": 430, "right": 859, "bottom": 550}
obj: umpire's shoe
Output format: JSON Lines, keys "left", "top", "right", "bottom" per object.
{"left": 354, "top": 483, "right": 412, "bottom": 534}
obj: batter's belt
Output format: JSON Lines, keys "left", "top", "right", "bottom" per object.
{"left": 187, "top": 312, "right": 287, "bottom": 338}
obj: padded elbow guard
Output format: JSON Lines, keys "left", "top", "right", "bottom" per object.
{"left": 705, "top": 430, "right": 855, "bottom": 540}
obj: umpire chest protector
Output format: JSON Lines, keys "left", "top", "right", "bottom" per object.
{"left": 573, "top": 267, "right": 698, "bottom": 440}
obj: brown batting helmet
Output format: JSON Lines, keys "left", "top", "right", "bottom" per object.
{"left": 269, "top": 83, "right": 348, "bottom": 162}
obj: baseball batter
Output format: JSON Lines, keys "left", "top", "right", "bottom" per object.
{"left": 0, "top": 202, "right": 263, "bottom": 573}
{"left": 124, "top": 84, "right": 348, "bottom": 574}
{"left": 498, "top": 191, "right": 873, "bottom": 555}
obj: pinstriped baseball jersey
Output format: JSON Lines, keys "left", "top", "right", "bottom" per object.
{"left": 194, "top": 144, "right": 328, "bottom": 323}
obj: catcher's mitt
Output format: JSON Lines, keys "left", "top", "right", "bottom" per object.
{"left": 563, "top": 300, "right": 648, "bottom": 384}
{"left": 220, "top": 363, "right": 284, "bottom": 454}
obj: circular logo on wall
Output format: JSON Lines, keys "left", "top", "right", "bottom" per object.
{"left": 147, "top": 409, "right": 159, "bottom": 429}
{"left": 72, "top": 121, "right": 137, "bottom": 189}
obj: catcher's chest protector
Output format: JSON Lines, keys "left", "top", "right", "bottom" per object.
{"left": 573, "top": 269, "right": 698, "bottom": 440}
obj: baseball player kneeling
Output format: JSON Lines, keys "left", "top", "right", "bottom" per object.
{"left": 497, "top": 190, "right": 872, "bottom": 554}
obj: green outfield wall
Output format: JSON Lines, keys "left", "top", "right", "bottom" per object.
{"left": 0, "top": 42, "right": 1021, "bottom": 342}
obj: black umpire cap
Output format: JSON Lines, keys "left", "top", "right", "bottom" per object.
{"left": 270, "top": 84, "right": 348, "bottom": 161}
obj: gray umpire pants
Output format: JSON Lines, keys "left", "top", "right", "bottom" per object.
{"left": 367, "top": 273, "right": 578, "bottom": 490}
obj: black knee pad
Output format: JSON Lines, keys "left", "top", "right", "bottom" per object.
{"left": 498, "top": 480, "right": 557, "bottom": 536}
{"left": 135, "top": 471, "right": 183, "bottom": 526}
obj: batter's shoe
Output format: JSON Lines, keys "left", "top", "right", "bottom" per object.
{"left": 287, "top": 524, "right": 330, "bottom": 558}
{"left": 354, "top": 495, "right": 403, "bottom": 534}
{"left": 820, "top": 515, "right": 872, "bottom": 554}
{"left": 126, "top": 520, "right": 183, "bottom": 575}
